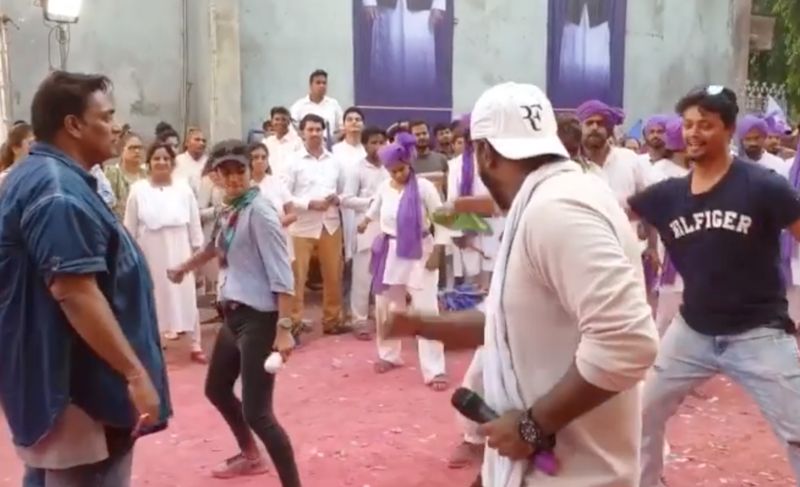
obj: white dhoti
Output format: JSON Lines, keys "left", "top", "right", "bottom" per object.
{"left": 375, "top": 259, "right": 446, "bottom": 384}
{"left": 351, "top": 248, "right": 373, "bottom": 325}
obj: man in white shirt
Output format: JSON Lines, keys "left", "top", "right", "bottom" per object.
{"left": 333, "top": 107, "right": 368, "bottom": 264}
{"left": 285, "top": 114, "right": 349, "bottom": 334}
{"left": 290, "top": 69, "right": 344, "bottom": 145}
{"left": 386, "top": 82, "right": 659, "bottom": 487}
{"left": 263, "top": 106, "right": 303, "bottom": 180}
{"left": 739, "top": 114, "right": 792, "bottom": 179}
{"left": 341, "top": 126, "right": 389, "bottom": 338}
{"left": 174, "top": 127, "right": 208, "bottom": 196}
{"left": 577, "top": 100, "right": 660, "bottom": 305}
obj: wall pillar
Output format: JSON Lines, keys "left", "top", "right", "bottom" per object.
{"left": 208, "top": 0, "right": 242, "bottom": 142}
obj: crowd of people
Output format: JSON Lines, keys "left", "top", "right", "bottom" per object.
{"left": 1, "top": 66, "right": 800, "bottom": 487}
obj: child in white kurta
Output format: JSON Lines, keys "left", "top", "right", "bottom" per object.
{"left": 359, "top": 133, "right": 449, "bottom": 389}
{"left": 124, "top": 177, "right": 205, "bottom": 358}
{"left": 342, "top": 154, "right": 390, "bottom": 336}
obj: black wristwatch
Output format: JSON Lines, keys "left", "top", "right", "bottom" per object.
{"left": 518, "top": 410, "right": 556, "bottom": 450}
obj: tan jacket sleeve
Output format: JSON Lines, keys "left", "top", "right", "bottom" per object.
{"left": 526, "top": 197, "right": 658, "bottom": 392}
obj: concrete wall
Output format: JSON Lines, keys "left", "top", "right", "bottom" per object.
{"left": 3, "top": 0, "right": 751, "bottom": 139}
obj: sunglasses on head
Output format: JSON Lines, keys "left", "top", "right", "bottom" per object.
{"left": 211, "top": 144, "right": 247, "bottom": 160}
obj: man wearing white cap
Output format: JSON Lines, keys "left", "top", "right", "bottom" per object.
{"left": 385, "top": 82, "right": 658, "bottom": 486}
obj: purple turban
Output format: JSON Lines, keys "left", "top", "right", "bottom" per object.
{"left": 643, "top": 114, "right": 670, "bottom": 135}
{"left": 458, "top": 113, "right": 475, "bottom": 197}
{"left": 664, "top": 116, "right": 685, "bottom": 152}
{"left": 765, "top": 114, "right": 792, "bottom": 136}
{"left": 377, "top": 132, "right": 423, "bottom": 260}
{"left": 575, "top": 100, "right": 625, "bottom": 131}
{"left": 737, "top": 115, "right": 769, "bottom": 140}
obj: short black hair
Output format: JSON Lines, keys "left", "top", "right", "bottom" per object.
{"left": 343, "top": 106, "right": 365, "bottom": 122}
{"left": 31, "top": 71, "right": 112, "bottom": 143}
{"left": 155, "top": 121, "right": 179, "bottom": 141}
{"left": 309, "top": 69, "right": 328, "bottom": 84}
{"left": 675, "top": 86, "right": 739, "bottom": 129}
{"left": 433, "top": 123, "right": 450, "bottom": 136}
{"left": 299, "top": 113, "right": 326, "bottom": 131}
{"left": 270, "top": 106, "right": 290, "bottom": 118}
{"left": 387, "top": 124, "right": 410, "bottom": 141}
{"left": 361, "top": 126, "right": 387, "bottom": 145}
{"left": 409, "top": 120, "right": 428, "bottom": 131}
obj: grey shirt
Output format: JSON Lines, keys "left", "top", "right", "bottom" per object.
{"left": 413, "top": 150, "right": 448, "bottom": 174}
{"left": 216, "top": 195, "right": 295, "bottom": 311}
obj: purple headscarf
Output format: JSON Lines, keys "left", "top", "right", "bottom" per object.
{"left": 643, "top": 114, "right": 670, "bottom": 136}
{"left": 736, "top": 114, "right": 769, "bottom": 141}
{"left": 765, "top": 113, "right": 792, "bottom": 137}
{"left": 664, "top": 116, "right": 686, "bottom": 152}
{"left": 780, "top": 140, "right": 800, "bottom": 285}
{"left": 575, "top": 100, "right": 625, "bottom": 132}
{"left": 378, "top": 132, "right": 423, "bottom": 260}
{"left": 458, "top": 113, "right": 474, "bottom": 197}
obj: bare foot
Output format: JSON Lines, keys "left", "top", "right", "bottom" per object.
{"left": 448, "top": 441, "right": 484, "bottom": 469}
{"left": 428, "top": 374, "right": 449, "bottom": 392}
{"left": 374, "top": 359, "right": 400, "bottom": 374}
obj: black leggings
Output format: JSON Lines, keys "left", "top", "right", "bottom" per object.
{"left": 205, "top": 304, "right": 301, "bottom": 487}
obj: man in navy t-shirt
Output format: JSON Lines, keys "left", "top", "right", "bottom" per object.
{"left": 629, "top": 86, "right": 800, "bottom": 486}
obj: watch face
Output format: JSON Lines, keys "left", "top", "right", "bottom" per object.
{"left": 518, "top": 416, "right": 541, "bottom": 445}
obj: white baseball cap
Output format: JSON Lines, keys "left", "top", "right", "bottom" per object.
{"left": 470, "top": 82, "right": 568, "bottom": 161}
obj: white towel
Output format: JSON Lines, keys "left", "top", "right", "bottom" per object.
{"left": 481, "top": 160, "right": 581, "bottom": 487}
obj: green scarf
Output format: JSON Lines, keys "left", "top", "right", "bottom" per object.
{"left": 217, "top": 187, "right": 260, "bottom": 267}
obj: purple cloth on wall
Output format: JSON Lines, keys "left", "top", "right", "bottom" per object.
{"left": 546, "top": 0, "right": 627, "bottom": 109}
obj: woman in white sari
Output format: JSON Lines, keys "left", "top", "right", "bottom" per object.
{"left": 124, "top": 141, "right": 208, "bottom": 363}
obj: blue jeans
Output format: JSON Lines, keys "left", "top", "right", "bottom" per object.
{"left": 640, "top": 316, "right": 800, "bottom": 486}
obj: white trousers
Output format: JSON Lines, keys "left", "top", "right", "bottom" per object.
{"left": 655, "top": 290, "right": 682, "bottom": 336}
{"left": 459, "top": 347, "right": 484, "bottom": 444}
{"left": 375, "top": 270, "right": 446, "bottom": 383}
{"left": 350, "top": 248, "right": 372, "bottom": 325}
{"left": 788, "top": 285, "right": 800, "bottom": 325}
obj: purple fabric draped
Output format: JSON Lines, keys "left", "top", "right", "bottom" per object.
{"left": 780, "top": 141, "right": 800, "bottom": 285}
{"left": 458, "top": 113, "right": 473, "bottom": 197}
{"left": 379, "top": 132, "right": 423, "bottom": 259}
{"left": 660, "top": 253, "right": 678, "bottom": 286}
{"left": 736, "top": 114, "right": 768, "bottom": 140}
{"left": 575, "top": 99, "right": 625, "bottom": 131}
{"left": 664, "top": 116, "right": 685, "bottom": 152}
{"left": 765, "top": 113, "right": 792, "bottom": 136}
{"left": 370, "top": 233, "right": 391, "bottom": 295}
{"left": 642, "top": 254, "right": 658, "bottom": 294}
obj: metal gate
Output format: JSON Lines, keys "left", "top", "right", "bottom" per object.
{"left": 744, "top": 80, "right": 789, "bottom": 115}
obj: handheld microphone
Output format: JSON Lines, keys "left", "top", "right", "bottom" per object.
{"left": 451, "top": 387, "right": 559, "bottom": 476}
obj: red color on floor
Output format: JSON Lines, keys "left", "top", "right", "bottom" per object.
{"left": 0, "top": 327, "right": 795, "bottom": 486}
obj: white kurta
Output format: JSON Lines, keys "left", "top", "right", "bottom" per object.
{"left": 258, "top": 174, "right": 295, "bottom": 262}
{"left": 446, "top": 154, "right": 504, "bottom": 278}
{"left": 648, "top": 158, "right": 691, "bottom": 334}
{"left": 333, "top": 141, "right": 368, "bottom": 261}
{"left": 366, "top": 177, "right": 450, "bottom": 290}
{"left": 124, "top": 179, "right": 204, "bottom": 335}
{"left": 755, "top": 152, "right": 792, "bottom": 179}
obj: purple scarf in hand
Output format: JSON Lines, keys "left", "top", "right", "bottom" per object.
{"left": 780, "top": 142, "right": 800, "bottom": 285}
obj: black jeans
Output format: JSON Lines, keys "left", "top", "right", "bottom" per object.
{"left": 205, "top": 303, "right": 301, "bottom": 487}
